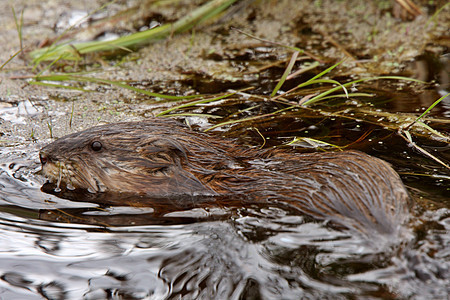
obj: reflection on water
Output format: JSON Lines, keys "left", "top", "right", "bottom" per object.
{"left": 0, "top": 146, "right": 449, "bottom": 299}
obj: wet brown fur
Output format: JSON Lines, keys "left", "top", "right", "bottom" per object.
{"left": 40, "top": 118, "right": 410, "bottom": 240}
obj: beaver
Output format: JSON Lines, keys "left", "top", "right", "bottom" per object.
{"left": 39, "top": 118, "right": 411, "bottom": 240}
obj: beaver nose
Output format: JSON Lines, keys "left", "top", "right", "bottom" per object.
{"left": 39, "top": 152, "right": 49, "bottom": 165}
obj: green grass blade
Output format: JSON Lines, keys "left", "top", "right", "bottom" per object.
{"left": 271, "top": 51, "right": 299, "bottom": 97}
{"left": 406, "top": 93, "right": 449, "bottom": 129}
{"left": 426, "top": 2, "right": 450, "bottom": 27}
{"left": 0, "top": 48, "right": 22, "bottom": 70}
{"left": 33, "top": 74, "right": 198, "bottom": 100}
{"left": 12, "top": 6, "right": 24, "bottom": 52}
{"left": 35, "top": 54, "right": 66, "bottom": 75}
{"left": 271, "top": 60, "right": 345, "bottom": 101}
{"left": 159, "top": 113, "right": 222, "bottom": 119}
{"left": 299, "top": 59, "right": 345, "bottom": 88}
{"left": 300, "top": 78, "right": 349, "bottom": 98}
{"left": 287, "top": 137, "right": 343, "bottom": 150}
{"left": 415, "top": 120, "right": 449, "bottom": 140}
{"left": 29, "top": 81, "right": 93, "bottom": 92}
{"left": 301, "top": 76, "right": 425, "bottom": 106}
{"left": 156, "top": 91, "right": 238, "bottom": 116}
{"left": 317, "top": 92, "right": 373, "bottom": 100}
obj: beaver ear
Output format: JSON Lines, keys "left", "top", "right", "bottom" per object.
{"left": 139, "top": 138, "right": 188, "bottom": 159}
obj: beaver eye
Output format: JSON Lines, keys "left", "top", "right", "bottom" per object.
{"left": 91, "top": 141, "right": 102, "bottom": 151}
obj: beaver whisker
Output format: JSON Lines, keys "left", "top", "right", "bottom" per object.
{"left": 64, "top": 163, "right": 84, "bottom": 191}
{"left": 54, "top": 163, "right": 63, "bottom": 193}
{"left": 66, "top": 158, "right": 103, "bottom": 193}
{"left": 62, "top": 164, "right": 76, "bottom": 191}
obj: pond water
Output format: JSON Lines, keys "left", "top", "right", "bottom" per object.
{"left": 0, "top": 86, "right": 449, "bottom": 299}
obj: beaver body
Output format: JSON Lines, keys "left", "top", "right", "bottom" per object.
{"left": 40, "top": 118, "right": 410, "bottom": 239}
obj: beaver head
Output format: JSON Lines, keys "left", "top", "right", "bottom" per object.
{"left": 39, "top": 120, "right": 229, "bottom": 196}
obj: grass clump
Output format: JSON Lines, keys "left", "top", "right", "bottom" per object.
{"left": 30, "top": 0, "right": 238, "bottom": 65}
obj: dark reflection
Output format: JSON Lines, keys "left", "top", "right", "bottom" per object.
{"left": 40, "top": 181, "right": 260, "bottom": 227}
{"left": 41, "top": 181, "right": 254, "bottom": 212}
{"left": 35, "top": 234, "right": 62, "bottom": 253}
{"left": 239, "top": 278, "right": 262, "bottom": 300}
{"left": 1, "top": 272, "right": 33, "bottom": 290}
{"left": 38, "top": 281, "right": 66, "bottom": 300}
{"left": 38, "top": 207, "right": 228, "bottom": 227}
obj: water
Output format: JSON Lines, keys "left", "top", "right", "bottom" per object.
{"left": 0, "top": 130, "right": 449, "bottom": 300}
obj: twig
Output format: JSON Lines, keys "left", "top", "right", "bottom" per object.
{"left": 398, "top": 129, "right": 450, "bottom": 170}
